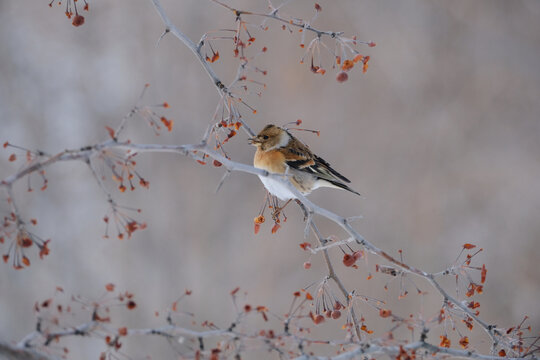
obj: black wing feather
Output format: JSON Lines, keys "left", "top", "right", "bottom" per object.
{"left": 313, "top": 156, "right": 351, "bottom": 183}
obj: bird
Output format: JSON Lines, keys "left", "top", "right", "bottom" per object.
{"left": 249, "top": 124, "right": 361, "bottom": 201}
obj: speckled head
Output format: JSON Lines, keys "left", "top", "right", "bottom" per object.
{"left": 248, "top": 124, "right": 290, "bottom": 151}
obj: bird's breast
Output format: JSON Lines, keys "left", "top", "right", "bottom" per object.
{"left": 254, "top": 149, "right": 286, "bottom": 173}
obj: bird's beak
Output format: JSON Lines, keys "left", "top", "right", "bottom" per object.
{"left": 248, "top": 137, "right": 260, "bottom": 145}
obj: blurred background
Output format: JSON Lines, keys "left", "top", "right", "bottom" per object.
{"left": 1, "top": 0, "right": 539, "bottom": 358}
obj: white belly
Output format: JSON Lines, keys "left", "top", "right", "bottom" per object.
{"left": 258, "top": 175, "right": 298, "bottom": 201}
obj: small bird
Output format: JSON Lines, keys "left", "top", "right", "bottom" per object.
{"left": 249, "top": 124, "right": 360, "bottom": 201}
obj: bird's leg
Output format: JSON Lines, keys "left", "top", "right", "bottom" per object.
{"left": 272, "top": 199, "right": 292, "bottom": 222}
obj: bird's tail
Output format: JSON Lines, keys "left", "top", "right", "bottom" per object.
{"left": 321, "top": 179, "right": 361, "bottom": 196}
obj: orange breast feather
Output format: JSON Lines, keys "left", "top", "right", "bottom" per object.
{"left": 254, "top": 149, "right": 286, "bottom": 173}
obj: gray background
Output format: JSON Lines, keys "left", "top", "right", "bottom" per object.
{"left": 1, "top": 0, "right": 539, "bottom": 358}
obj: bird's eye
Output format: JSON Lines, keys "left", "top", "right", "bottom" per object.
{"left": 263, "top": 135, "right": 269, "bottom": 140}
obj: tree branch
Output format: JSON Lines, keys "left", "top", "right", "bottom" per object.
{"left": 0, "top": 340, "right": 58, "bottom": 360}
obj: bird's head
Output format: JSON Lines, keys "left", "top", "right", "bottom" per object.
{"left": 248, "top": 124, "right": 290, "bottom": 151}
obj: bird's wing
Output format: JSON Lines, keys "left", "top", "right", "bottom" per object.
{"left": 281, "top": 137, "right": 351, "bottom": 184}
{"left": 312, "top": 155, "right": 351, "bottom": 183}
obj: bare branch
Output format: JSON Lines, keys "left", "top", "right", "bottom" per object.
{"left": 0, "top": 340, "right": 58, "bottom": 360}
{"left": 0, "top": 137, "right": 509, "bottom": 345}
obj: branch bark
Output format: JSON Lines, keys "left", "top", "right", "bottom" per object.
{"left": 0, "top": 340, "right": 58, "bottom": 360}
